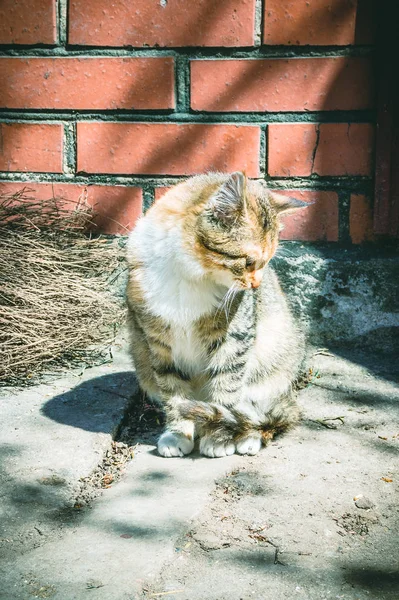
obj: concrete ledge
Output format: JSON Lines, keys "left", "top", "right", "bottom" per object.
{"left": 274, "top": 243, "right": 399, "bottom": 350}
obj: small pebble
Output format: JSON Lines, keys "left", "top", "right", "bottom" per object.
{"left": 355, "top": 497, "right": 374, "bottom": 510}
{"left": 86, "top": 579, "right": 104, "bottom": 589}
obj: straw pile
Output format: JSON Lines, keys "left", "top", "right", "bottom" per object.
{"left": 0, "top": 188, "right": 126, "bottom": 386}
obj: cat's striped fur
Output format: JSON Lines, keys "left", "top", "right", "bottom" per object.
{"left": 126, "top": 172, "right": 307, "bottom": 458}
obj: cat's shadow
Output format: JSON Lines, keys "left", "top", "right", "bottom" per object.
{"left": 41, "top": 371, "right": 147, "bottom": 436}
{"left": 42, "top": 372, "right": 228, "bottom": 459}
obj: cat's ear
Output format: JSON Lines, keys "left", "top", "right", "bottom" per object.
{"left": 208, "top": 171, "right": 247, "bottom": 223}
{"left": 269, "top": 191, "right": 310, "bottom": 215}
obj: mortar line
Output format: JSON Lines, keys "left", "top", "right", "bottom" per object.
{"left": 254, "top": 0, "right": 264, "bottom": 47}
{"left": 63, "top": 122, "right": 77, "bottom": 175}
{"left": 57, "top": 0, "right": 67, "bottom": 47}
{"left": 175, "top": 55, "right": 190, "bottom": 113}
{"left": 0, "top": 46, "right": 375, "bottom": 59}
{"left": 0, "top": 111, "right": 376, "bottom": 124}
{"left": 0, "top": 172, "right": 374, "bottom": 193}
{"left": 142, "top": 188, "right": 155, "bottom": 213}
{"left": 259, "top": 124, "right": 267, "bottom": 178}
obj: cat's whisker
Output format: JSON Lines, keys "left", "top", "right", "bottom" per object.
{"left": 214, "top": 283, "right": 236, "bottom": 322}
{"left": 223, "top": 284, "right": 235, "bottom": 310}
{"left": 228, "top": 286, "right": 238, "bottom": 314}
{"left": 224, "top": 288, "right": 235, "bottom": 320}
{"left": 221, "top": 289, "right": 232, "bottom": 320}
{"left": 223, "top": 283, "right": 239, "bottom": 320}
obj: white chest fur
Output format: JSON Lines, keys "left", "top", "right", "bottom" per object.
{"left": 128, "top": 216, "right": 224, "bottom": 327}
{"left": 171, "top": 325, "right": 207, "bottom": 375}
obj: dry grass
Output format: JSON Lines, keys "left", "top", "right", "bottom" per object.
{"left": 0, "top": 188, "right": 126, "bottom": 386}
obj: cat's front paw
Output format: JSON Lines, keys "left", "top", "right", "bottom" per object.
{"left": 157, "top": 431, "right": 194, "bottom": 458}
{"left": 236, "top": 435, "right": 262, "bottom": 456}
{"left": 200, "top": 436, "right": 235, "bottom": 458}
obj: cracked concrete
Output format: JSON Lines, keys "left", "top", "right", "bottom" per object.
{"left": 1, "top": 339, "right": 398, "bottom": 600}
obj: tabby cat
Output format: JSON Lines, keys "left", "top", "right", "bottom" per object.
{"left": 126, "top": 172, "right": 307, "bottom": 458}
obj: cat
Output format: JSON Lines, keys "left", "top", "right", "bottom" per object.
{"left": 125, "top": 171, "right": 307, "bottom": 458}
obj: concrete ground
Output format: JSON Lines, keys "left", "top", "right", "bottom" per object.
{"left": 0, "top": 339, "right": 398, "bottom": 600}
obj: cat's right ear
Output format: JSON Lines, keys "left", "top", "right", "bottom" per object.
{"left": 268, "top": 191, "right": 310, "bottom": 215}
{"left": 208, "top": 172, "right": 246, "bottom": 224}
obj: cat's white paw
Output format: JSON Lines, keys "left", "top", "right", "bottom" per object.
{"left": 236, "top": 435, "right": 262, "bottom": 456}
{"left": 157, "top": 431, "right": 194, "bottom": 458}
{"left": 200, "top": 437, "right": 235, "bottom": 458}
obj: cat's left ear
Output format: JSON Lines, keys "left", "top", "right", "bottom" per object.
{"left": 208, "top": 171, "right": 247, "bottom": 223}
{"left": 269, "top": 191, "right": 310, "bottom": 215}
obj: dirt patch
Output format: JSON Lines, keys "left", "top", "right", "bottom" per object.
{"left": 74, "top": 440, "right": 136, "bottom": 508}
{"left": 117, "top": 392, "right": 165, "bottom": 446}
{"left": 334, "top": 511, "right": 379, "bottom": 536}
{"left": 215, "top": 469, "right": 270, "bottom": 500}
{"left": 184, "top": 466, "right": 282, "bottom": 561}
{"left": 22, "top": 573, "right": 56, "bottom": 598}
{"left": 73, "top": 392, "right": 164, "bottom": 508}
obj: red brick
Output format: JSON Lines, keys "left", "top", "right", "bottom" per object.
{"left": 0, "top": 123, "right": 63, "bottom": 173}
{"left": 350, "top": 194, "right": 374, "bottom": 244}
{"left": 0, "top": 182, "right": 142, "bottom": 234}
{"left": 154, "top": 187, "right": 172, "bottom": 201}
{"left": 268, "top": 123, "right": 374, "bottom": 177}
{"left": 68, "top": 0, "right": 255, "bottom": 47}
{"left": 278, "top": 190, "right": 339, "bottom": 242}
{"left": 191, "top": 58, "right": 374, "bottom": 112}
{"left": 0, "top": 58, "right": 174, "bottom": 110}
{"left": 263, "top": 0, "right": 358, "bottom": 46}
{"left": 0, "top": 0, "right": 57, "bottom": 45}
{"left": 77, "top": 123, "right": 260, "bottom": 176}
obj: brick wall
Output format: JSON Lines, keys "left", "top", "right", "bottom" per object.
{"left": 0, "top": 0, "right": 375, "bottom": 243}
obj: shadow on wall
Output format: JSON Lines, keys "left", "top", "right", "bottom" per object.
{"left": 72, "top": 0, "right": 373, "bottom": 234}
{"left": 76, "top": 0, "right": 253, "bottom": 230}
{"left": 0, "top": 1, "right": 374, "bottom": 237}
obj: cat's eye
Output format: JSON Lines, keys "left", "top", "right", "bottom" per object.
{"left": 245, "top": 257, "right": 256, "bottom": 271}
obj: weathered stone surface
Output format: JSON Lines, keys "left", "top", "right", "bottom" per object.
{"left": 274, "top": 245, "right": 399, "bottom": 348}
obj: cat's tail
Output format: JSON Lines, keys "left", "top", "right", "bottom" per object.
{"left": 177, "top": 397, "right": 300, "bottom": 445}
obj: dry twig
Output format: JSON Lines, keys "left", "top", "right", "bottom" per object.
{"left": 0, "top": 188, "right": 125, "bottom": 386}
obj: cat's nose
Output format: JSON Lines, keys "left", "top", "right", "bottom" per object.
{"left": 250, "top": 270, "right": 263, "bottom": 288}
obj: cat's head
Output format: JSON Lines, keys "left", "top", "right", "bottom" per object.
{"left": 195, "top": 172, "right": 308, "bottom": 290}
